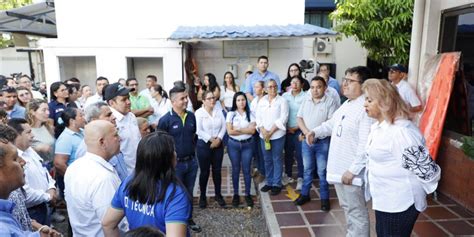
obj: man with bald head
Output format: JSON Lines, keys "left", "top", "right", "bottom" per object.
{"left": 65, "top": 120, "right": 124, "bottom": 237}
{"left": 75, "top": 101, "right": 128, "bottom": 181}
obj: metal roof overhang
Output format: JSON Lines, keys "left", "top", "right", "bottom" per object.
{"left": 0, "top": 1, "right": 56, "bottom": 37}
{"left": 169, "top": 24, "right": 337, "bottom": 42}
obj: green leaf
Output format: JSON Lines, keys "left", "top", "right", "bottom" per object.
{"left": 331, "top": 0, "right": 414, "bottom": 65}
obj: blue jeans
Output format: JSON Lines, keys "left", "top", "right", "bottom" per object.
{"left": 196, "top": 139, "right": 224, "bottom": 197}
{"left": 175, "top": 157, "right": 199, "bottom": 197}
{"left": 227, "top": 137, "right": 253, "bottom": 196}
{"left": 301, "top": 137, "right": 330, "bottom": 198}
{"left": 253, "top": 133, "right": 265, "bottom": 176}
{"left": 284, "top": 130, "right": 303, "bottom": 178}
{"left": 260, "top": 136, "right": 285, "bottom": 187}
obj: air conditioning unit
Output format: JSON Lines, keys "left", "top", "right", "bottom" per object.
{"left": 314, "top": 38, "right": 333, "bottom": 54}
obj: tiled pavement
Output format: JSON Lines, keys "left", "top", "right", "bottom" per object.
{"left": 260, "top": 181, "right": 474, "bottom": 237}
{"left": 193, "top": 155, "right": 474, "bottom": 236}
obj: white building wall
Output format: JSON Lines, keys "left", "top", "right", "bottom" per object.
{"left": 0, "top": 47, "right": 30, "bottom": 77}
{"left": 193, "top": 39, "right": 304, "bottom": 87}
{"left": 40, "top": 39, "right": 182, "bottom": 93}
{"left": 412, "top": 0, "right": 473, "bottom": 85}
{"left": 58, "top": 56, "right": 97, "bottom": 87}
{"left": 41, "top": 0, "right": 306, "bottom": 93}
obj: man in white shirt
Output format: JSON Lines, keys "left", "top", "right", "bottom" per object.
{"left": 7, "top": 118, "right": 57, "bottom": 226}
{"left": 139, "top": 74, "right": 158, "bottom": 101}
{"left": 65, "top": 120, "right": 124, "bottom": 236}
{"left": 307, "top": 66, "right": 374, "bottom": 237}
{"left": 388, "top": 64, "right": 422, "bottom": 113}
{"left": 84, "top": 77, "right": 109, "bottom": 109}
{"left": 17, "top": 75, "right": 43, "bottom": 99}
{"left": 103, "top": 82, "right": 141, "bottom": 174}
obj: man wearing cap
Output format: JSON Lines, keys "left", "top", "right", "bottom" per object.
{"left": 103, "top": 82, "right": 141, "bottom": 174}
{"left": 388, "top": 64, "right": 422, "bottom": 113}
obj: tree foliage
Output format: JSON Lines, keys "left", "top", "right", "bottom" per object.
{"left": 330, "top": 0, "right": 414, "bottom": 65}
{"left": 0, "top": 0, "right": 33, "bottom": 48}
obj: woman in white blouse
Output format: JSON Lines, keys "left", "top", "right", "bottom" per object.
{"left": 148, "top": 84, "right": 171, "bottom": 128}
{"left": 226, "top": 91, "right": 256, "bottom": 208}
{"left": 256, "top": 79, "right": 289, "bottom": 196}
{"left": 195, "top": 90, "right": 227, "bottom": 208}
{"left": 363, "top": 79, "right": 440, "bottom": 237}
{"left": 250, "top": 81, "right": 266, "bottom": 177}
{"left": 220, "top": 71, "right": 240, "bottom": 112}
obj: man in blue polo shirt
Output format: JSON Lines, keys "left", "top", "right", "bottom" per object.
{"left": 158, "top": 85, "right": 201, "bottom": 233}
{"left": 2, "top": 87, "right": 25, "bottom": 119}
{"left": 243, "top": 56, "right": 281, "bottom": 101}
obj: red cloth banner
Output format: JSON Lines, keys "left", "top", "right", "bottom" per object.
{"left": 419, "top": 52, "right": 460, "bottom": 160}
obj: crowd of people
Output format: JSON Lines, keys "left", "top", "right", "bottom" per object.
{"left": 0, "top": 55, "right": 440, "bottom": 237}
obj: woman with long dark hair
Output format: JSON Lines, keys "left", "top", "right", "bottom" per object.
{"left": 280, "top": 63, "right": 309, "bottom": 94}
{"left": 102, "top": 131, "right": 191, "bottom": 237}
{"left": 205, "top": 73, "right": 223, "bottom": 112}
{"left": 226, "top": 92, "right": 256, "bottom": 207}
{"left": 220, "top": 71, "right": 240, "bottom": 112}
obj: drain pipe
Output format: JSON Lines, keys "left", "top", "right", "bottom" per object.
{"left": 408, "top": 0, "right": 426, "bottom": 90}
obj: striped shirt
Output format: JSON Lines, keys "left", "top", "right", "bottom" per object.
{"left": 312, "top": 95, "right": 375, "bottom": 180}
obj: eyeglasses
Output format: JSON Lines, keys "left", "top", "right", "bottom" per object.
{"left": 205, "top": 97, "right": 215, "bottom": 101}
{"left": 267, "top": 85, "right": 277, "bottom": 89}
{"left": 289, "top": 69, "right": 299, "bottom": 73}
{"left": 342, "top": 77, "right": 361, "bottom": 84}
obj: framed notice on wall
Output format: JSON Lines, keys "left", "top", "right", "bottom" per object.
{"left": 223, "top": 40, "right": 268, "bottom": 58}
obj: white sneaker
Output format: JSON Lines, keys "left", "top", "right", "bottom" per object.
{"left": 296, "top": 177, "right": 303, "bottom": 191}
{"left": 51, "top": 211, "right": 65, "bottom": 223}
{"left": 287, "top": 177, "right": 296, "bottom": 184}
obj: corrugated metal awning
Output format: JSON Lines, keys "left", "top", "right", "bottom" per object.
{"left": 0, "top": 1, "right": 56, "bottom": 37}
{"left": 169, "top": 24, "right": 337, "bottom": 41}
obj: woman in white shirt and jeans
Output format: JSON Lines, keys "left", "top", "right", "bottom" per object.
{"left": 362, "top": 79, "right": 440, "bottom": 237}
{"left": 195, "top": 90, "right": 227, "bottom": 208}
{"left": 226, "top": 92, "right": 256, "bottom": 208}
{"left": 256, "top": 79, "right": 289, "bottom": 196}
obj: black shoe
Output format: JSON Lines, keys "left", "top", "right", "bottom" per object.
{"left": 188, "top": 219, "right": 202, "bottom": 233}
{"left": 294, "top": 194, "right": 311, "bottom": 206}
{"left": 270, "top": 186, "right": 282, "bottom": 196}
{"left": 245, "top": 195, "right": 254, "bottom": 208}
{"left": 215, "top": 195, "right": 226, "bottom": 207}
{"left": 260, "top": 185, "right": 272, "bottom": 192}
{"left": 321, "top": 199, "right": 331, "bottom": 212}
{"left": 232, "top": 195, "right": 240, "bottom": 208}
{"left": 199, "top": 195, "right": 207, "bottom": 209}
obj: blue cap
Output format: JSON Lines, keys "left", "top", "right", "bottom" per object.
{"left": 389, "top": 64, "right": 407, "bottom": 73}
